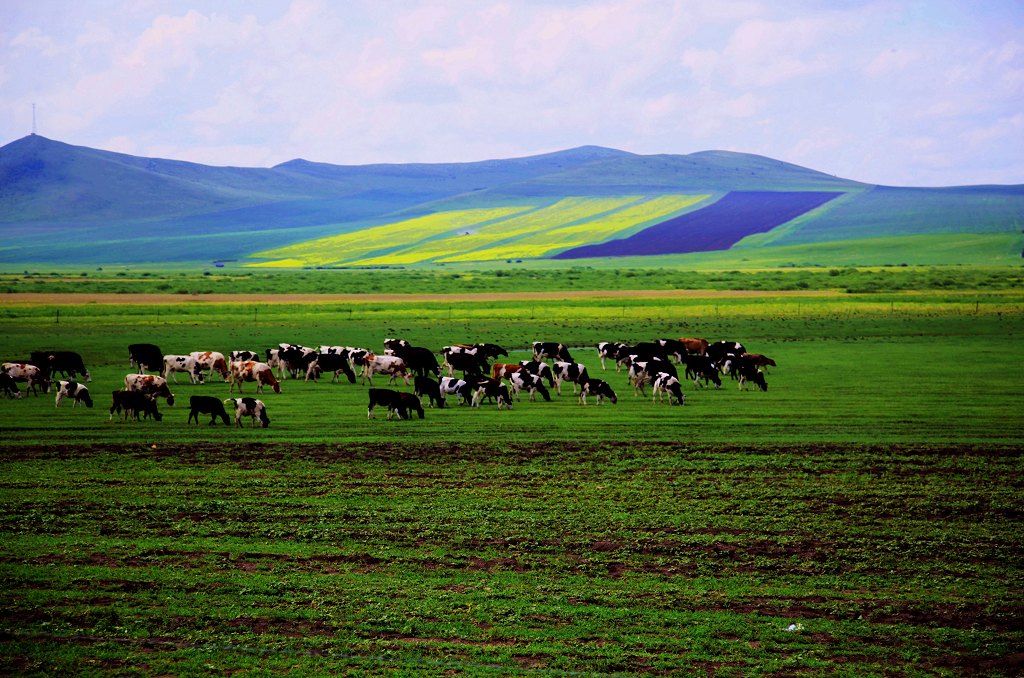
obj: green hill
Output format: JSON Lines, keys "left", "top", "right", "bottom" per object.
{"left": 0, "top": 134, "right": 1020, "bottom": 266}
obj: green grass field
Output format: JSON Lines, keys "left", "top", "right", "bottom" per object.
{"left": 1, "top": 281, "right": 1021, "bottom": 674}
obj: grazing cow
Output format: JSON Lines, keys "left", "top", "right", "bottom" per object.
{"left": 616, "top": 342, "right": 672, "bottom": 366}
{"left": 579, "top": 378, "right": 618, "bottom": 405}
{"left": 441, "top": 346, "right": 489, "bottom": 378}
{"left": 276, "top": 344, "right": 316, "bottom": 380}
{"left": 188, "top": 395, "right": 230, "bottom": 425}
{"left": 391, "top": 345, "right": 441, "bottom": 379}
{"left": 507, "top": 370, "right": 551, "bottom": 402}
{"left": 305, "top": 351, "right": 357, "bottom": 384}
{"left": 383, "top": 338, "right": 411, "bottom": 354}
{"left": 439, "top": 376, "right": 473, "bottom": 406}
{"left": 552, "top": 361, "right": 589, "bottom": 396}
{"left": 2, "top": 363, "right": 49, "bottom": 395}
{"left": 55, "top": 380, "right": 93, "bottom": 408}
{"left": 228, "top": 361, "right": 281, "bottom": 394}
{"left": 491, "top": 363, "right": 522, "bottom": 380}
{"left": 128, "top": 343, "right": 164, "bottom": 374}
{"left": 470, "top": 378, "right": 513, "bottom": 410}
{"left": 683, "top": 355, "right": 722, "bottom": 389}
{"left": 190, "top": 351, "right": 230, "bottom": 381}
{"left": 109, "top": 389, "right": 162, "bottom": 422}
{"left": 628, "top": 361, "right": 660, "bottom": 397}
{"left": 31, "top": 351, "right": 91, "bottom": 382}
{"left": 741, "top": 353, "right": 777, "bottom": 372}
{"left": 367, "top": 388, "right": 424, "bottom": 420}
{"left": 124, "top": 373, "right": 175, "bottom": 404}
{"left": 225, "top": 397, "right": 270, "bottom": 428}
{"left": 652, "top": 373, "right": 686, "bottom": 405}
{"left": 0, "top": 373, "right": 22, "bottom": 399}
{"left": 679, "top": 337, "right": 710, "bottom": 355}
{"left": 654, "top": 339, "right": 689, "bottom": 363}
{"left": 414, "top": 376, "right": 445, "bottom": 408}
{"left": 736, "top": 363, "right": 769, "bottom": 392}
{"left": 162, "top": 354, "right": 203, "bottom": 384}
{"left": 533, "top": 341, "right": 573, "bottom": 363}
{"left": 230, "top": 350, "right": 261, "bottom": 363}
{"left": 707, "top": 341, "right": 746, "bottom": 367}
{"left": 517, "top": 360, "right": 555, "bottom": 387}
{"left": 358, "top": 353, "right": 411, "bottom": 386}
{"left": 597, "top": 342, "right": 627, "bottom": 371}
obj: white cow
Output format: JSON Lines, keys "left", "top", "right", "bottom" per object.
{"left": 163, "top": 354, "right": 202, "bottom": 384}
{"left": 2, "top": 362, "right": 49, "bottom": 395}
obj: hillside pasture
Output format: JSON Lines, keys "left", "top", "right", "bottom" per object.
{"left": 0, "top": 288, "right": 1021, "bottom": 675}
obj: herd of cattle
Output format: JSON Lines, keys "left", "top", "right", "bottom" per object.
{"left": 0, "top": 338, "right": 775, "bottom": 424}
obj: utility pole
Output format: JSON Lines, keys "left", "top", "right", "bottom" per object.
{"left": 32, "top": 103, "right": 36, "bottom": 135}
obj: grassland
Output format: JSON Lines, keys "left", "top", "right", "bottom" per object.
{"left": 1, "top": 280, "right": 1021, "bottom": 674}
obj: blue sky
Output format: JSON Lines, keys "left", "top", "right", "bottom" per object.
{"left": 1, "top": 0, "right": 1021, "bottom": 186}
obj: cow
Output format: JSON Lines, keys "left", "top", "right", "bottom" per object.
{"left": 305, "top": 351, "right": 357, "bottom": 384}
{"left": 0, "top": 373, "right": 22, "bottom": 399}
{"left": 507, "top": 370, "right": 551, "bottom": 402}
{"left": 683, "top": 355, "right": 722, "bottom": 389}
{"left": 414, "top": 376, "right": 445, "bottom": 408}
{"left": 225, "top": 397, "right": 270, "bottom": 428}
{"left": 552, "top": 361, "right": 589, "bottom": 396}
{"left": 109, "top": 389, "right": 162, "bottom": 422}
{"left": 736, "top": 363, "right": 769, "bottom": 392}
{"left": 230, "top": 350, "right": 261, "bottom": 363}
{"left": 652, "top": 373, "right": 686, "bottom": 405}
{"left": 517, "top": 360, "right": 555, "bottom": 387}
{"left": 579, "top": 378, "right": 618, "bottom": 405}
{"left": 741, "top": 353, "right": 777, "bottom": 372}
{"left": 2, "top": 363, "right": 49, "bottom": 395}
{"left": 228, "top": 361, "right": 281, "bottom": 394}
{"left": 597, "top": 342, "right": 627, "bottom": 371}
{"left": 31, "top": 350, "right": 90, "bottom": 382}
{"left": 357, "top": 353, "right": 410, "bottom": 386}
{"left": 124, "top": 373, "right": 175, "bottom": 404}
{"left": 533, "top": 341, "right": 573, "bottom": 363}
{"left": 188, "top": 395, "right": 230, "bottom": 425}
{"left": 707, "top": 341, "right": 746, "bottom": 367}
{"left": 390, "top": 345, "right": 441, "bottom": 379}
{"left": 679, "top": 337, "right": 710, "bottom": 355}
{"left": 190, "top": 351, "right": 230, "bottom": 381}
{"left": 162, "top": 354, "right": 203, "bottom": 384}
{"left": 129, "top": 343, "right": 164, "bottom": 374}
{"left": 441, "top": 346, "right": 489, "bottom": 378}
{"left": 383, "top": 338, "right": 411, "bottom": 355}
{"left": 491, "top": 363, "right": 522, "bottom": 380}
{"left": 470, "top": 378, "right": 513, "bottom": 410}
{"left": 439, "top": 376, "right": 473, "bottom": 406}
{"left": 654, "top": 339, "right": 689, "bottom": 363}
{"left": 367, "top": 388, "right": 424, "bottom": 420}
{"left": 54, "top": 380, "right": 93, "bottom": 408}
{"left": 276, "top": 344, "right": 316, "bottom": 380}
{"left": 616, "top": 342, "right": 672, "bottom": 366}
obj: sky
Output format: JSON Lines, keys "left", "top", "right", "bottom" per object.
{"left": 1, "top": 0, "right": 1022, "bottom": 187}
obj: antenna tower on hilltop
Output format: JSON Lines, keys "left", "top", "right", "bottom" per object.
{"left": 32, "top": 103, "right": 37, "bottom": 135}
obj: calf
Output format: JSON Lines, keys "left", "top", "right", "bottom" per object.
{"left": 470, "top": 378, "right": 513, "bottom": 410}
{"left": 414, "top": 375, "right": 445, "bottom": 408}
{"left": 109, "top": 389, "right": 162, "bottom": 422}
{"left": 0, "top": 373, "right": 22, "bottom": 399}
{"left": 552, "top": 361, "right": 589, "bottom": 396}
{"left": 228, "top": 361, "right": 281, "bottom": 394}
{"left": 55, "top": 380, "right": 93, "bottom": 408}
{"left": 124, "top": 373, "right": 175, "bottom": 405}
{"left": 507, "top": 370, "right": 551, "bottom": 402}
{"left": 128, "top": 343, "right": 164, "bottom": 374}
{"left": 188, "top": 395, "right": 230, "bottom": 425}
{"left": 2, "top": 363, "right": 49, "bottom": 395}
{"left": 579, "top": 378, "right": 617, "bottom": 405}
{"left": 367, "top": 388, "right": 424, "bottom": 420}
{"left": 225, "top": 397, "right": 270, "bottom": 428}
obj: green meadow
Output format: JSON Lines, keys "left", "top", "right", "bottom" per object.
{"left": 1, "top": 272, "right": 1021, "bottom": 675}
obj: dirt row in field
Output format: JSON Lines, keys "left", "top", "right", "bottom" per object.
{"left": 0, "top": 289, "right": 842, "bottom": 305}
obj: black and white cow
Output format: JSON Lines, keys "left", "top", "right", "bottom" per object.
{"left": 305, "top": 351, "right": 357, "bottom": 384}
{"left": 441, "top": 345, "right": 489, "bottom": 378}
{"left": 579, "top": 378, "right": 617, "bottom": 405}
{"left": 533, "top": 341, "right": 573, "bottom": 363}
{"left": 276, "top": 344, "right": 317, "bottom": 380}
{"left": 129, "top": 343, "right": 164, "bottom": 374}
{"left": 507, "top": 370, "right": 551, "bottom": 402}
{"left": 230, "top": 350, "right": 261, "bottom": 363}
{"left": 391, "top": 345, "right": 441, "bottom": 379}
{"left": 552, "top": 361, "right": 589, "bottom": 395}
{"left": 439, "top": 376, "right": 473, "bottom": 406}
{"left": 470, "top": 378, "right": 513, "bottom": 410}
{"left": 188, "top": 395, "right": 230, "bottom": 425}
{"left": 517, "top": 360, "right": 555, "bottom": 387}
{"left": 31, "top": 351, "right": 91, "bottom": 382}
{"left": 414, "top": 376, "right": 445, "bottom": 408}
{"left": 652, "top": 373, "right": 686, "bottom": 405}
{"left": 0, "top": 373, "right": 22, "bottom": 399}
{"left": 683, "top": 355, "right": 722, "bottom": 389}
{"left": 55, "top": 380, "right": 93, "bottom": 408}
{"left": 109, "top": 390, "right": 162, "bottom": 422}
{"left": 707, "top": 341, "right": 746, "bottom": 368}
{"left": 2, "top": 362, "right": 49, "bottom": 395}
{"left": 735, "top": 362, "right": 769, "bottom": 392}
{"left": 225, "top": 397, "right": 270, "bottom": 428}
{"left": 597, "top": 342, "right": 627, "bottom": 371}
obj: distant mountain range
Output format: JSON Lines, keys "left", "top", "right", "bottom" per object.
{"left": 0, "top": 134, "right": 1021, "bottom": 266}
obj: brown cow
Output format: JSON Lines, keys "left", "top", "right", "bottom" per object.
{"left": 228, "top": 361, "right": 282, "bottom": 394}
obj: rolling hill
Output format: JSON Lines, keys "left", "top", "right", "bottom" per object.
{"left": 0, "top": 134, "right": 1021, "bottom": 266}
